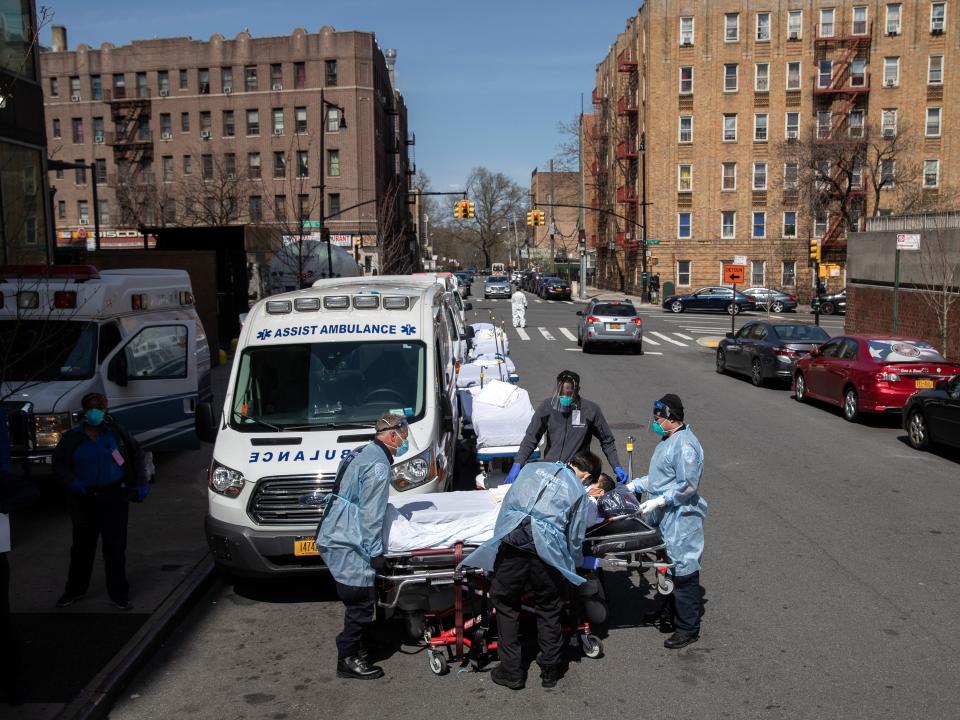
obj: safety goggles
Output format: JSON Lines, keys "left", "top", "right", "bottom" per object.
{"left": 380, "top": 417, "right": 409, "bottom": 433}
{"left": 653, "top": 400, "right": 674, "bottom": 420}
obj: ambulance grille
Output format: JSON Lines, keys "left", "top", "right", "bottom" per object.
{"left": 248, "top": 474, "right": 337, "bottom": 525}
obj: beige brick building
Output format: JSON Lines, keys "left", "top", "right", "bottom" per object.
{"left": 587, "top": 0, "right": 958, "bottom": 301}
{"left": 529, "top": 168, "right": 580, "bottom": 269}
{"left": 40, "top": 25, "right": 415, "bottom": 277}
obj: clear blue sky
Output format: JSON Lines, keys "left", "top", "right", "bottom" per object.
{"left": 40, "top": 0, "right": 640, "bottom": 191}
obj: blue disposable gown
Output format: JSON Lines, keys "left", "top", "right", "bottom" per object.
{"left": 636, "top": 426, "right": 707, "bottom": 577}
{"left": 460, "top": 461, "right": 589, "bottom": 586}
{"left": 315, "top": 441, "right": 392, "bottom": 587}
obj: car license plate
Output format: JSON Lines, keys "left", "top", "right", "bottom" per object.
{"left": 294, "top": 539, "right": 320, "bottom": 556}
{"left": 915, "top": 379, "right": 935, "bottom": 389}
{"left": 607, "top": 323, "right": 623, "bottom": 330}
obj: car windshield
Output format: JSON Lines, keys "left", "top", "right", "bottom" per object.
{"left": 0, "top": 320, "right": 99, "bottom": 382}
{"left": 488, "top": 276, "right": 509, "bottom": 284}
{"left": 592, "top": 303, "right": 636, "bottom": 317}
{"left": 772, "top": 324, "right": 830, "bottom": 342}
{"left": 867, "top": 340, "right": 946, "bottom": 363}
{"left": 230, "top": 340, "right": 426, "bottom": 431}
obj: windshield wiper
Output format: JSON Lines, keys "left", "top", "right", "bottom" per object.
{"left": 234, "top": 412, "right": 283, "bottom": 432}
{"left": 282, "top": 422, "right": 376, "bottom": 431}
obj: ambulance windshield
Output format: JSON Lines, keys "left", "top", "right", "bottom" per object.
{"left": 0, "top": 320, "right": 99, "bottom": 382}
{"left": 230, "top": 340, "right": 427, "bottom": 431}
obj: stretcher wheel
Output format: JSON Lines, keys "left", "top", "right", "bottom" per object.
{"left": 582, "top": 634, "right": 603, "bottom": 659}
{"left": 428, "top": 651, "right": 449, "bottom": 676}
{"left": 657, "top": 575, "right": 675, "bottom": 595}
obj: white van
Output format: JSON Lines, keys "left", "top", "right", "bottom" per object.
{"left": 0, "top": 265, "right": 214, "bottom": 468}
{"left": 205, "top": 275, "right": 466, "bottom": 577}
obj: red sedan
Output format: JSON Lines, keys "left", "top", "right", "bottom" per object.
{"left": 793, "top": 335, "right": 960, "bottom": 422}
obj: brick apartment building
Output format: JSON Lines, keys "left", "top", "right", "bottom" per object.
{"left": 586, "top": 0, "right": 959, "bottom": 301}
{"left": 40, "top": 25, "right": 416, "bottom": 278}
{"left": 529, "top": 168, "right": 580, "bottom": 269}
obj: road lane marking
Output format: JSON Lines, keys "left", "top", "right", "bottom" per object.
{"left": 564, "top": 348, "right": 580, "bottom": 351}
{"left": 650, "top": 331, "right": 687, "bottom": 346}
{"left": 516, "top": 328, "right": 530, "bottom": 341}
{"left": 674, "top": 333, "right": 694, "bottom": 340}
{"left": 643, "top": 351, "right": 664, "bottom": 355}
{"left": 538, "top": 327, "right": 555, "bottom": 340}
{"left": 563, "top": 301, "right": 574, "bottom": 305}
{"left": 534, "top": 299, "right": 543, "bottom": 304}
{"left": 558, "top": 328, "right": 577, "bottom": 342}
{"left": 643, "top": 336, "right": 661, "bottom": 345}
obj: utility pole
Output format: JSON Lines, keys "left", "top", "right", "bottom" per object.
{"left": 317, "top": 88, "right": 347, "bottom": 279}
{"left": 548, "top": 158, "right": 556, "bottom": 274}
{"left": 579, "top": 100, "right": 588, "bottom": 300}
{"left": 640, "top": 132, "right": 648, "bottom": 302}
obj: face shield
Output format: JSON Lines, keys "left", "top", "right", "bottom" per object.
{"left": 550, "top": 371, "right": 581, "bottom": 412}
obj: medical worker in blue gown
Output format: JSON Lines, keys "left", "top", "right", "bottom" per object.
{"left": 627, "top": 393, "right": 707, "bottom": 649}
{"left": 315, "top": 412, "right": 409, "bottom": 680}
{"left": 461, "top": 451, "right": 600, "bottom": 690}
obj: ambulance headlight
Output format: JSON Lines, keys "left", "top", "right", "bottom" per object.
{"left": 208, "top": 461, "right": 246, "bottom": 498}
{"left": 34, "top": 413, "right": 73, "bottom": 449}
{"left": 391, "top": 448, "right": 434, "bottom": 491}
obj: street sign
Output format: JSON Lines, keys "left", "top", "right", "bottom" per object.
{"left": 896, "top": 233, "right": 920, "bottom": 250}
{"left": 645, "top": 239, "right": 661, "bottom": 246}
{"left": 733, "top": 255, "right": 748, "bottom": 266}
{"left": 724, "top": 264, "right": 747, "bottom": 283}
{"left": 303, "top": 221, "right": 322, "bottom": 228}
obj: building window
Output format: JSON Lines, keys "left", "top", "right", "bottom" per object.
{"left": 757, "top": 12, "right": 771, "bottom": 41}
{"left": 680, "top": 16, "right": 694, "bottom": 45}
{"left": 782, "top": 261, "right": 797, "bottom": 287}
{"left": 754, "top": 113, "right": 768, "bottom": 142}
{"left": 270, "top": 63, "right": 283, "bottom": 89}
{"left": 819, "top": 60, "right": 833, "bottom": 89}
{"left": 294, "top": 62, "right": 306, "bottom": 89}
{"left": 69, "top": 75, "right": 80, "bottom": 97}
{"left": 725, "top": 13, "right": 739, "bottom": 41}
{"left": 783, "top": 212, "right": 798, "bottom": 238}
{"left": 157, "top": 113, "right": 172, "bottom": 138}
{"left": 57, "top": 200, "right": 66, "bottom": 220}
{"left": 180, "top": 112, "right": 190, "bottom": 133}
{"left": 297, "top": 195, "right": 310, "bottom": 222}
{"left": 755, "top": 63, "right": 769, "bottom": 92}
{"left": 71, "top": 117, "right": 84, "bottom": 144}
{"left": 931, "top": 2, "right": 947, "bottom": 32}
{"left": 887, "top": 4, "right": 902, "bottom": 34}
{"left": 248, "top": 153, "right": 261, "bottom": 179}
{"left": 112, "top": 73, "right": 126, "bottom": 98}
{"left": 751, "top": 260, "right": 765, "bottom": 287}
{"left": 926, "top": 107, "right": 942, "bottom": 137}
{"left": 273, "top": 151, "right": 286, "bottom": 178}
{"left": 677, "top": 212, "right": 692, "bottom": 239}
{"left": 723, "top": 114, "right": 737, "bottom": 142}
{"left": 295, "top": 106, "right": 307, "bottom": 133}
{"left": 724, "top": 63, "right": 738, "bottom": 92}
{"left": 722, "top": 162, "right": 736, "bottom": 190}
{"left": 815, "top": 211, "right": 828, "bottom": 237}
{"left": 820, "top": 8, "right": 835, "bottom": 36}
{"left": 929, "top": 55, "right": 944, "bottom": 84}
{"left": 924, "top": 159, "right": 940, "bottom": 187}
{"left": 850, "top": 59, "right": 866, "bottom": 87}
{"left": 218, "top": 67, "right": 232, "bottom": 94}
{"left": 817, "top": 111, "right": 832, "bottom": 139}
{"left": 884, "top": 57, "right": 900, "bottom": 86}
{"left": 851, "top": 157, "right": 863, "bottom": 189}
{"left": 678, "top": 116, "right": 693, "bottom": 143}
{"left": 815, "top": 160, "right": 832, "bottom": 191}
{"left": 197, "top": 68, "right": 209, "bottom": 95}
{"left": 786, "top": 112, "right": 800, "bottom": 139}
{"left": 327, "top": 149, "right": 340, "bottom": 177}
{"left": 849, "top": 110, "right": 864, "bottom": 137}
{"left": 784, "top": 162, "right": 800, "bottom": 190}
{"left": 752, "top": 212, "right": 766, "bottom": 238}
{"left": 50, "top": 77, "right": 59, "bottom": 96}
{"left": 325, "top": 59, "right": 338, "bottom": 86}
{"left": 679, "top": 66, "right": 693, "bottom": 94}
{"left": 94, "top": 158, "right": 106, "bottom": 184}
{"left": 678, "top": 164, "right": 692, "bottom": 192}
{"left": 249, "top": 195, "right": 262, "bottom": 222}
{"left": 274, "top": 195, "right": 287, "bottom": 221}
{"left": 326, "top": 107, "right": 341, "bottom": 132}
{"left": 788, "top": 10, "right": 803, "bottom": 39}
{"left": 162, "top": 156, "right": 173, "bottom": 182}
{"left": 52, "top": 118, "right": 61, "bottom": 138}
{"left": 223, "top": 110, "right": 235, "bottom": 137}
{"left": 328, "top": 193, "right": 341, "bottom": 217}
{"left": 77, "top": 200, "right": 89, "bottom": 224}
{"left": 296, "top": 150, "right": 308, "bottom": 178}
{"left": 225, "top": 153, "right": 237, "bottom": 178}
{"left": 721, "top": 211, "right": 736, "bottom": 238}
{"left": 182, "top": 155, "right": 192, "bottom": 175}
{"left": 91, "top": 75, "right": 102, "bottom": 101}
{"left": 881, "top": 159, "right": 896, "bottom": 187}
{"left": 677, "top": 260, "right": 691, "bottom": 286}
{"left": 246, "top": 109, "right": 260, "bottom": 136}
{"left": 272, "top": 108, "right": 284, "bottom": 135}
{"left": 882, "top": 108, "right": 898, "bottom": 136}
{"left": 201, "top": 154, "right": 213, "bottom": 180}
{"left": 753, "top": 162, "right": 768, "bottom": 190}
{"left": 853, "top": 6, "right": 869, "bottom": 34}
{"left": 199, "top": 111, "right": 211, "bottom": 134}
{"left": 245, "top": 65, "right": 258, "bottom": 92}
{"left": 157, "top": 71, "right": 169, "bottom": 96}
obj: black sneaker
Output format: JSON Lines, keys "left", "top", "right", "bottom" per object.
{"left": 56, "top": 593, "right": 84, "bottom": 608}
{"left": 663, "top": 631, "right": 699, "bottom": 649}
{"left": 539, "top": 665, "right": 564, "bottom": 689}
{"left": 336, "top": 656, "right": 384, "bottom": 680}
{"left": 490, "top": 665, "right": 524, "bottom": 690}
{"left": 112, "top": 599, "right": 134, "bottom": 611}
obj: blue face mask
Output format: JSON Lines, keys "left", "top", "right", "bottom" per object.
{"left": 651, "top": 419, "right": 666, "bottom": 437}
{"left": 85, "top": 408, "right": 105, "bottom": 427}
{"left": 558, "top": 396, "right": 573, "bottom": 409}
{"left": 394, "top": 437, "right": 409, "bottom": 457}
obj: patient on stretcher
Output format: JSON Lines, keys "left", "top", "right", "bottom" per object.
{"left": 586, "top": 473, "right": 641, "bottom": 522}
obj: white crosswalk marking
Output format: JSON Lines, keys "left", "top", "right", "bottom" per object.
{"left": 534, "top": 299, "right": 543, "bottom": 304}
{"left": 538, "top": 327, "right": 555, "bottom": 341}
{"left": 516, "top": 328, "right": 530, "bottom": 341}
{"left": 643, "top": 351, "right": 664, "bottom": 355}
{"left": 563, "top": 301, "right": 574, "bottom": 305}
{"left": 674, "top": 333, "right": 694, "bottom": 340}
{"left": 650, "top": 331, "right": 687, "bottom": 347}
{"left": 643, "top": 336, "right": 661, "bottom": 346}
{"left": 558, "top": 328, "right": 577, "bottom": 342}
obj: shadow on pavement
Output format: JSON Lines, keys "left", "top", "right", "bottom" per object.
{"left": 230, "top": 575, "right": 340, "bottom": 604}
{"left": 895, "top": 435, "right": 960, "bottom": 464}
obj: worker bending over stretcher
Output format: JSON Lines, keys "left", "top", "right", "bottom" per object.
{"left": 460, "top": 451, "right": 600, "bottom": 690}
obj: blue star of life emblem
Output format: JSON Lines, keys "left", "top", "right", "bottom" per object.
{"left": 257, "top": 329, "right": 272, "bottom": 340}
{"left": 401, "top": 324, "right": 416, "bottom": 336}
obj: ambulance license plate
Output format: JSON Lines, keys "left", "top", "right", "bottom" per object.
{"left": 607, "top": 323, "right": 623, "bottom": 330}
{"left": 915, "top": 379, "right": 935, "bottom": 389}
{"left": 294, "top": 539, "right": 320, "bottom": 556}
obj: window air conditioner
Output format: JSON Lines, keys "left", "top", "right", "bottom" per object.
{"left": 71, "top": 94, "right": 81, "bottom": 102}
{"left": 885, "top": 79, "right": 896, "bottom": 87}
{"left": 787, "top": 131, "right": 798, "bottom": 140}
{"left": 274, "top": 128, "right": 283, "bottom": 135}
{"left": 79, "top": 216, "right": 89, "bottom": 225}
{"left": 272, "top": 83, "right": 283, "bottom": 91}
{"left": 200, "top": 129, "right": 210, "bottom": 139}
{"left": 887, "top": 31, "right": 899, "bottom": 36}
{"left": 94, "top": 135, "right": 104, "bottom": 144}
{"left": 882, "top": 128, "right": 895, "bottom": 137}
{"left": 932, "top": 28, "right": 944, "bottom": 35}
{"left": 223, "top": 86, "right": 232, "bottom": 94}
{"left": 788, "top": 31, "right": 799, "bottom": 40}
{"left": 160, "top": 89, "right": 169, "bottom": 97}
{"left": 161, "top": 131, "right": 172, "bottom": 140}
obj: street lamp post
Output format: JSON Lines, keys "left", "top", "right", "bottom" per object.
{"left": 318, "top": 88, "right": 347, "bottom": 279}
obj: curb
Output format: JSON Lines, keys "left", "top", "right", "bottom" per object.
{"left": 54, "top": 553, "right": 216, "bottom": 720}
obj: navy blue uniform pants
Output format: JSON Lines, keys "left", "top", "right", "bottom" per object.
{"left": 334, "top": 581, "right": 376, "bottom": 660}
{"left": 669, "top": 571, "right": 702, "bottom": 636}
{"left": 64, "top": 486, "right": 129, "bottom": 602}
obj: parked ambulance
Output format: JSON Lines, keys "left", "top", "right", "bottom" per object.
{"left": 205, "top": 276, "right": 468, "bottom": 577}
{"left": 0, "top": 265, "right": 215, "bottom": 470}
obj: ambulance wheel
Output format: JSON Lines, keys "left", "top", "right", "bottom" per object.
{"left": 582, "top": 635, "right": 603, "bottom": 659}
{"left": 428, "top": 651, "right": 449, "bottom": 676}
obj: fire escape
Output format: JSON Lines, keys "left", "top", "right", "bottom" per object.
{"left": 615, "top": 48, "right": 639, "bottom": 249}
{"left": 813, "top": 23, "right": 872, "bottom": 257}
{"left": 105, "top": 87, "right": 153, "bottom": 170}
{"left": 590, "top": 83, "right": 610, "bottom": 249}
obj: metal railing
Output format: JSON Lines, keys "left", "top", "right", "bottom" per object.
{"left": 866, "top": 211, "right": 960, "bottom": 232}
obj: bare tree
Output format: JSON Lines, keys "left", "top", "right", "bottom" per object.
{"left": 379, "top": 176, "right": 416, "bottom": 274}
{"left": 462, "top": 167, "right": 526, "bottom": 268}
{"left": 177, "top": 150, "right": 250, "bottom": 227}
{"left": 915, "top": 218, "right": 960, "bottom": 358}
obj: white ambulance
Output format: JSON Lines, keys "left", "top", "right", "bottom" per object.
{"left": 205, "top": 275, "right": 467, "bottom": 577}
{"left": 0, "top": 265, "right": 214, "bottom": 468}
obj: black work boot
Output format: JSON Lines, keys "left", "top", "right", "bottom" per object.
{"left": 490, "top": 665, "right": 525, "bottom": 690}
{"left": 663, "top": 631, "right": 699, "bottom": 650}
{"left": 539, "top": 664, "right": 564, "bottom": 689}
{"left": 336, "top": 655, "right": 385, "bottom": 679}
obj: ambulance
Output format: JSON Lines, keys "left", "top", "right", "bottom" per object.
{"left": 0, "top": 265, "right": 214, "bottom": 469}
{"left": 205, "top": 275, "right": 469, "bottom": 577}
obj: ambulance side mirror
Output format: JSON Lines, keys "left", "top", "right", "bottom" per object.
{"left": 107, "top": 353, "right": 129, "bottom": 387}
{"left": 195, "top": 402, "right": 218, "bottom": 443}
{"left": 463, "top": 326, "right": 475, "bottom": 339}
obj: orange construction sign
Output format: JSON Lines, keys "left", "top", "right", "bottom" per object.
{"left": 723, "top": 264, "right": 747, "bottom": 284}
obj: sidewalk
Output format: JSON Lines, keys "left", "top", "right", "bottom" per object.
{"left": 574, "top": 283, "right": 658, "bottom": 307}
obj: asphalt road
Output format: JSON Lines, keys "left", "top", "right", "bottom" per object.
{"left": 110, "top": 291, "right": 960, "bottom": 720}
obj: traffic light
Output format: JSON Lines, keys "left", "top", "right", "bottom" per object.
{"left": 465, "top": 200, "right": 475, "bottom": 219}
{"left": 535, "top": 210, "right": 546, "bottom": 226}
{"left": 809, "top": 238, "right": 821, "bottom": 262}
{"left": 453, "top": 201, "right": 464, "bottom": 219}
{"left": 526, "top": 211, "right": 535, "bottom": 226}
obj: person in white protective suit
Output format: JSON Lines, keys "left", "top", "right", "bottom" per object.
{"left": 511, "top": 288, "right": 527, "bottom": 328}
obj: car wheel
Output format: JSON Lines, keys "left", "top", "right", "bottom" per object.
{"left": 907, "top": 408, "right": 930, "bottom": 450}
{"left": 727, "top": 303, "right": 741, "bottom": 316}
{"left": 577, "top": 329, "right": 583, "bottom": 347}
{"left": 716, "top": 348, "right": 727, "bottom": 374}
{"left": 771, "top": 300, "right": 785, "bottom": 313}
{"left": 751, "top": 358, "right": 765, "bottom": 387}
{"left": 843, "top": 386, "right": 859, "bottom": 422}
{"left": 582, "top": 340, "right": 591, "bottom": 354}
{"left": 794, "top": 372, "right": 807, "bottom": 402}
{"left": 670, "top": 300, "right": 684, "bottom": 313}
{"left": 821, "top": 301, "right": 836, "bottom": 315}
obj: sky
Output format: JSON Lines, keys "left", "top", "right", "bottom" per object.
{"left": 39, "top": 0, "right": 641, "bottom": 192}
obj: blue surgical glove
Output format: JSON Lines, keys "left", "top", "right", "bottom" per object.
{"left": 614, "top": 466, "right": 629, "bottom": 484}
{"left": 504, "top": 463, "right": 522, "bottom": 485}
{"left": 136, "top": 485, "right": 150, "bottom": 502}
{"left": 68, "top": 479, "right": 86, "bottom": 496}
{"left": 581, "top": 556, "right": 601, "bottom": 571}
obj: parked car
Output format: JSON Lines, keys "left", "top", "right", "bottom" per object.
{"left": 902, "top": 375, "right": 960, "bottom": 451}
{"left": 576, "top": 299, "right": 643, "bottom": 353}
{"left": 811, "top": 288, "right": 846, "bottom": 315}
{"left": 662, "top": 286, "right": 757, "bottom": 315}
{"left": 793, "top": 336, "right": 960, "bottom": 422}
{"left": 717, "top": 321, "right": 831, "bottom": 386}
{"left": 484, "top": 275, "right": 512, "bottom": 299}
{"left": 741, "top": 287, "right": 798, "bottom": 313}
{"left": 454, "top": 271, "right": 472, "bottom": 297}
{"left": 535, "top": 275, "right": 560, "bottom": 297}
{"left": 541, "top": 277, "right": 572, "bottom": 300}
{"left": 525, "top": 272, "right": 544, "bottom": 292}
